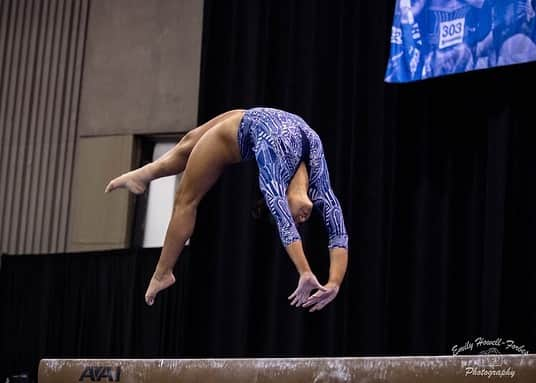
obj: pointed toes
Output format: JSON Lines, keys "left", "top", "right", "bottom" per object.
{"left": 145, "top": 295, "right": 155, "bottom": 306}
{"left": 104, "top": 181, "right": 114, "bottom": 193}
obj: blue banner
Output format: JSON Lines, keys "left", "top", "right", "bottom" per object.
{"left": 385, "top": 0, "right": 536, "bottom": 82}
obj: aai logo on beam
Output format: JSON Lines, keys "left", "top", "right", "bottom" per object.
{"left": 79, "top": 366, "right": 121, "bottom": 382}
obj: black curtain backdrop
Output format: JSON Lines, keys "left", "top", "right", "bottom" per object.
{"left": 192, "top": 0, "right": 536, "bottom": 357}
{"left": 0, "top": 249, "right": 193, "bottom": 379}
{"left": 2, "top": 0, "right": 536, "bottom": 380}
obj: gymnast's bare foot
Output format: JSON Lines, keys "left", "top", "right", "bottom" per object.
{"left": 144, "top": 271, "right": 176, "bottom": 306}
{"left": 104, "top": 166, "right": 153, "bottom": 195}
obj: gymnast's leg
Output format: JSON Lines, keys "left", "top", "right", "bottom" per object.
{"left": 104, "top": 109, "right": 245, "bottom": 194}
{"left": 144, "top": 117, "right": 242, "bottom": 305}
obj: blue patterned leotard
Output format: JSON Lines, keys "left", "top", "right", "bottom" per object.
{"left": 238, "top": 107, "right": 348, "bottom": 249}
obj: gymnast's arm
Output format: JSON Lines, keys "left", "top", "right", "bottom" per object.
{"left": 257, "top": 172, "right": 312, "bottom": 275}
{"left": 301, "top": 166, "right": 348, "bottom": 311}
{"left": 254, "top": 142, "right": 325, "bottom": 306}
{"left": 312, "top": 195, "right": 348, "bottom": 289}
{"left": 308, "top": 158, "right": 349, "bottom": 289}
{"left": 301, "top": 181, "right": 348, "bottom": 313}
{"left": 258, "top": 177, "right": 327, "bottom": 306}
{"left": 326, "top": 247, "right": 348, "bottom": 288}
{"left": 285, "top": 240, "right": 312, "bottom": 275}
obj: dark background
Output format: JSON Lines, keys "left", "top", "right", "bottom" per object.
{"left": 2, "top": 0, "right": 536, "bottom": 380}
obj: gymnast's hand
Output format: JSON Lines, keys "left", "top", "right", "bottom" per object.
{"left": 288, "top": 271, "right": 326, "bottom": 308}
{"left": 302, "top": 282, "right": 339, "bottom": 312}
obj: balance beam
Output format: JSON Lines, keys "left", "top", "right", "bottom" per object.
{"left": 39, "top": 355, "right": 536, "bottom": 383}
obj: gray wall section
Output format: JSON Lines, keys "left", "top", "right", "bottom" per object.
{"left": 0, "top": 0, "right": 90, "bottom": 255}
{"left": 68, "top": 136, "right": 136, "bottom": 252}
{"left": 79, "top": 0, "right": 203, "bottom": 136}
{"left": 0, "top": 0, "right": 203, "bottom": 254}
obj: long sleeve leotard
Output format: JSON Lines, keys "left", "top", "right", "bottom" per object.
{"left": 237, "top": 107, "right": 348, "bottom": 249}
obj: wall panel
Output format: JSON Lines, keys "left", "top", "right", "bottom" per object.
{"left": 0, "top": 0, "right": 90, "bottom": 254}
{"left": 78, "top": 0, "right": 203, "bottom": 136}
{"left": 68, "top": 135, "right": 135, "bottom": 252}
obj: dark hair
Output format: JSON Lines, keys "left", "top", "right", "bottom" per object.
{"left": 251, "top": 197, "right": 276, "bottom": 225}
{"left": 251, "top": 197, "right": 309, "bottom": 229}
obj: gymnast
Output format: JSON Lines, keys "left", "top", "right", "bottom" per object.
{"left": 105, "top": 107, "right": 348, "bottom": 312}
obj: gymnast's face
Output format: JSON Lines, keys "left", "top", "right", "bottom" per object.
{"left": 288, "top": 195, "right": 313, "bottom": 224}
